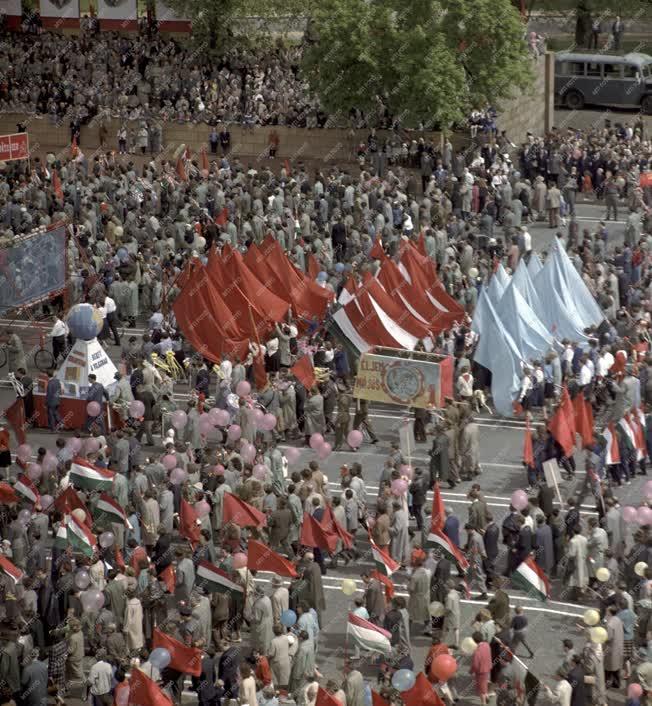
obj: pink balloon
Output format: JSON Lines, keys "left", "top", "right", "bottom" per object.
{"left": 285, "top": 447, "right": 301, "bottom": 464}
{"left": 42, "top": 453, "right": 57, "bottom": 473}
{"left": 129, "top": 400, "right": 145, "bottom": 418}
{"left": 646, "top": 480, "right": 652, "bottom": 497}
{"left": 628, "top": 684, "right": 643, "bottom": 699}
{"left": 208, "top": 407, "right": 222, "bottom": 423}
{"left": 253, "top": 463, "right": 268, "bottom": 480}
{"left": 16, "top": 444, "right": 32, "bottom": 461}
{"left": 400, "top": 464, "right": 414, "bottom": 479}
{"left": 232, "top": 552, "right": 248, "bottom": 569}
{"left": 86, "top": 401, "right": 101, "bottom": 417}
{"left": 309, "top": 433, "right": 324, "bottom": 450}
{"left": 251, "top": 408, "right": 265, "bottom": 428}
{"left": 261, "top": 413, "right": 277, "bottom": 431}
{"left": 391, "top": 478, "right": 408, "bottom": 496}
{"left": 195, "top": 500, "right": 211, "bottom": 518}
{"left": 214, "top": 409, "right": 231, "bottom": 427}
{"left": 511, "top": 489, "right": 529, "bottom": 511}
{"left": 85, "top": 438, "right": 100, "bottom": 454}
{"left": 214, "top": 464, "right": 225, "bottom": 475}
{"left": 623, "top": 506, "right": 639, "bottom": 524}
{"left": 236, "top": 380, "right": 251, "bottom": 397}
{"left": 227, "top": 424, "right": 242, "bottom": 441}
{"left": 39, "top": 494, "right": 54, "bottom": 511}
{"left": 199, "top": 418, "right": 214, "bottom": 436}
{"left": 638, "top": 505, "right": 652, "bottom": 526}
{"left": 162, "top": 454, "right": 177, "bottom": 470}
{"left": 171, "top": 410, "right": 188, "bottom": 429}
{"left": 67, "top": 437, "right": 82, "bottom": 453}
{"left": 241, "top": 442, "right": 256, "bottom": 464}
{"left": 347, "top": 430, "right": 363, "bottom": 449}
{"left": 27, "top": 463, "right": 42, "bottom": 482}
{"left": 169, "top": 467, "right": 188, "bottom": 485}
{"left": 317, "top": 441, "right": 332, "bottom": 459}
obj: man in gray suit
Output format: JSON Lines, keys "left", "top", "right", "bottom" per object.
{"left": 85, "top": 373, "right": 110, "bottom": 434}
{"left": 45, "top": 369, "right": 62, "bottom": 431}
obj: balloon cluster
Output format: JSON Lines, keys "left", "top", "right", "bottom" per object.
{"left": 309, "top": 433, "right": 332, "bottom": 460}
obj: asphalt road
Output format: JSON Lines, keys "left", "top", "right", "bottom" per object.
{"left": 0, "top": 199, "right": 639, "bottom": 704}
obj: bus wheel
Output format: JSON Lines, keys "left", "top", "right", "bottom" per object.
{"left": 642, "top": 95, "right": 652, "bottom": 114}
{"left": 565, "top": 90, "right": 584, "bottom": 110}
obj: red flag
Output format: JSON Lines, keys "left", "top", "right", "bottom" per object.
{"left": 316, "top": 687, "right": 341, "bottom": 706}
{"left": 431, "top": 482, "right": 445, "bottom": 533}
{"left": 401, "top": 672, "right": 445, "bottom": 706}
{"left": 284, "top": 159, "right": 291, "bottom": 176}
{"left": 252, "top": 351, "right": 268, "bottom": 391}
{"left": 128, "top": 668, "right": 173, "bottom": 706}
{"left": 223, "top": 493, "right": 267, "bottom": 528}
{"left": 160, "top": 564, "right": 176, "bottom": 593}
{"left": 548, "top": 387, "right": 575, "bottom": 457}
{"left": 176, "top": 156, "right": 188, "bottom": 182}
{"left": 152, "top": 628, "right": 202, "bottom": 677}
{"left": 372, "top": 691, "right": 392, "bottom": 706}
{"left": 320, "top": 505, "right": 354, "bottom": 549}
{"left": 523, "top": 419, "right": 535, "bottom": 467}
{"left": 71, "top": 135, "right": 78, "bottom": 158}
{"left": 307, "top": 254, "right": 320, "bottom": 280}
{"left": 52, "top": 169, "right": 63, "bottom": 203}
{"left": 0, "top": 483, "right": 17, "bottom": 505}
{"left": 179, "top": 499, "right": 201, "bottom": 547}
{"left": 370, "top": 569, "right": 395, "bottom": 600}
{"left": 300, "top": 512, "right": 338, "bottom": 553}
{"left": 54, "top": 486, "right": 92, "bottom": 528}
{"left": 290, "top": 355, "right": 316, "bottom": 391}
{"left": 215, "top": 207, "right": 229, "bottom": 226}
{"left": 200, "top": 147, "right": 209, "bottom": 172}
{"left": 113, "top": 546, "right": 126, "bottom": 572}
{"left": 247, "top": 538, "right": 298, "bottom": 577}
{"left": 370, "top": 236, "right": 385, "bottom": 260}
{"left": 4, "top": 399, "right": 26, "bottom": 445}
{"left": 573, "top": 394, "right": 594, "bottom": 449}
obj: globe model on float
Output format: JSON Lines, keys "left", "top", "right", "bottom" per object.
{"left": 66, "top": 303, "right": 104, "bottom": 341}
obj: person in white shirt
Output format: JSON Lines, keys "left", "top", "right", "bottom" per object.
{"left": 103, "top": 295, "right": 120, "bottom": 346}
{"left": 457, "top": 367, "right": 474, "bottom": 402}
{"left": 49, "top": 315, "right": 69, "bottom": 362}
{"left": 87, "top": 649, "right": 114, "bottom": 703}
{"left": 579, "top": 355, "right": 594, "bottom": 387}
{"left": 597, "top": 348, "right": 615, "bottom": 378}
{"left": 545, "top": 669, "right": 572, "bottom": 706}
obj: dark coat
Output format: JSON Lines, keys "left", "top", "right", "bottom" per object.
{"left": 483, "top": 522, "right": 500, "bottom": 561}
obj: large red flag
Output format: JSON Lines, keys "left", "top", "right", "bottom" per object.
{"left": 316, "top": 687, "right": 341, "bottom": 706}
{"left": 70, "top": 135, "right": 78, "bottom": 158}
{"left": 370, "top": 570, "right": 395, "bottom": 600}
{"left": 252, "top": 350, "right": 268, "bottom": 391}
{"left": 215, "top": 207, "right": 229, "bottom": 226}
{"left": 159, "top": 564, "right": 175, "bottom": 593}
{"left": 290, "top": 355, "right": 316, "bottom": 391}
{"left": 523, "top": 419, "right": 535, "bottom": 467}
{"left": 369, "top": 236, "right": 385, "bottom": 260}
{"left": 548, "top": 387, "right": 575, "bottom": 457}
{"left": 431, "top": 482, "right": 445, "bottom": 533}
{"left": 152, "top": 628, "right": 202, "bottom": 677}
{"left": 200, "top": 147, "right": 209, "bottom": 172}
{"left": 371, "top": 691, "right": 392, "bottom": 706}
{"left": 128, "top": 668, "right": 173, "bottom": 706}
{"left": 52, "top": 169, "right": 63, "bottom": 203}
{"left": 4, "top": 399, "right": 26, "bottom": 445}
{"left": 54, "top": 486, "right": 92, "bottom": 528}
{"left": 247, "top": 538, "right": 298, "bottom": 577}
{"left": 401, "top": 672, "right": 445, "bottom": 706}
{"left": 176, "top": 156, "right": 188, "bottom": 182}
{"left": 0, "top": 483, "right": 17, "bottom": 505}
{"left": 307, "top": 254, "right": 321, "bottom": 280}
{"left": 319, "top": 504, "right": 354, "bottom": 549}
{"left": 223, "top": 493, "right": 267, "bottom": 528}
{"left": 300, "top": 512, "right": 338, "bottom": 553}
{"left": 573, "top": 394, "right": 594, "bottom": 448}
{"left": 179, "top": 499, "right": 201, "bottom": 547}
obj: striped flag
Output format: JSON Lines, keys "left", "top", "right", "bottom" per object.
{"left": 369, "top": 538, "right": 400, "bottom": 577}
{"left": 346, "top": 612, "right": 392, "bottom": 656}
{"left": 14, "top": 475, "right": 39, "bottom": 504}
{"left": 66, "top": 515, "right": 97, "bottom": 558}
{"left": 511, "top": 557, "right": 550, "bottom": 601}
{"left": 54, "top": 525, "right": 67, "bottom": 550}
{"left": 502, "top": 643, "right": 541, "bottom": 706}
{"left": 94, "top": 492, "right": 133, "bottom": 529}
{"left": 0, "top": 555, "right": 23, "bottom": 584}
{"left": 196, "top": 560, "right": 244, "bottom": 599}
{"left": 603, "top": 422, "right": 621, "bottom": 465}
{"left": 70, "top": 457, "right": 115, "bottom": 492}
{"left": 426, "top": 527, "right": 469, "bottom": 571}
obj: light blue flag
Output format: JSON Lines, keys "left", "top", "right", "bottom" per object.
{"left": 474, "top": 293, "right": 523, "bottom": 417}
{"left": 552, "top": 244, "right": 604, "bottom": 329}
{"left": 498, "top": 282, "right": 554, "bottom": 364}
{"left": 486, "top": 273, "right": 505, "bottom": 308}
{"left": 495, "top": 263, "right": 511, "bottom": 289}
{"left": 511, "top": 259, "right": 544, "bottom": 321}
{"left": 471, "top": 285, "right": 490, "bottom": 335}
{"left": 527, "top": 252, "right": 543, "bottom": 280}
{"left": 535, "top": 255, "right": 588, "bottom": 343}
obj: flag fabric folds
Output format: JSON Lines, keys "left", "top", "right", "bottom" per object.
{"left": 511, "top": 557, "right": 550, "bottom": 601}
{"left": 70, "top": 457, "right": 115, "bottom": 491}
{"left": 195, "top": 560, "right": 244, "bottom": 598}
{"left": 346, "top": 612, "right": 392, "bottom": 655}
{"left": 179, "top": 499, "right": 201, "bottom": 547}
{"left": 290, "top": 355, "right": 317, "bottom": 391}
{"left": 14, "top": 475, "right": 39, "bottom": 504}
{"left": 401, "top": 672, "right": 445, "bottom": 706}
{"left": 247, "top": 539, "right": 298, "bottom": 578}
{"left": 223, "top": 493, "right": 267, "bottom": 528}
{"left": 152, "top": 628, "right": 202, "bottom": 677}
{"left": 300, "top": 512, "right": 338, "bottom": 553}
{"left": 548, "top": 388, "right": 575, "bottom": 457}
{"left": 128, "top": 668, "right": 173, "bottom": 706}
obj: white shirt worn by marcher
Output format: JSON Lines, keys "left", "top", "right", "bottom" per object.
{"left": 104, "top": 296, "right": 116, "bottom": 314}
{"left": 49, "top": 318, "right": 69, "bottom": 337}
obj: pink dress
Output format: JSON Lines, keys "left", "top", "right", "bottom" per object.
{"left": 471, "top": 641, "right": 492, "bottom": 696}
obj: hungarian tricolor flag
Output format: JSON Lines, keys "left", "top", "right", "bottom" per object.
{"left": 128, "top": 668, "right": 173, "bottom": 706}
{"left": 14, "top": 475, "right": 39, "bottom": 505}
{"left": 66, "top": 514, "right": 97, "bottom": 558}
{"left": 602, "top": 422, "right": 621, "bottom": 465}
{"left": 70, "top": 457, "right": 115, "bottom": 491}
{"left": 401, "top": 672, "right": 445, "bottom": 706}
{"left": 369, "top": 538, "right": 400, "bottom": 577}
{"left": 523, "top": 419, "right": 535, "bottom": 467}
{"left": 431, "top": 482, "right": 445, "bottom": 533}
{"left": 573, "top": 394, "right": 594, "bottom": 449}
{"left": 426, "top": 527, "right": 469, "bottom": 572}
{"left": 54, "top": 486, "right": 92, "bottom": 527}
{"left": 214, "top": 207, "right": 229, "bottom": 226}
{"left": 247, "top": 538, "right": 298, "bottom": 578}
{"left": 290, "top": 355, "right": 316, "bottom": 391}
{"left": 0, "top": 483, "right": 18, "bottom": 505}
{"left": 371, "top": 570, "right": 395, "bottom": 601}
{"left": 300, "top": 512, "right": 338, "bottom": 553}
{"left": 320, "top": 505, "right": 354, "bottom": 549}
{"left": 159, "top": 564, "right": 175, "bottom": 593}
{"left": 548, "top": 387, "right": 575, "bottom": 457}
{"left": 196, "top": 560, "right": 244, "bottom": 600}
{"left": 93, "top": 492, "right": 132, "bottom": 529}
{"left": 511, "top": 557, "right": 550, "bottom": 601}
{"left": 346, "top": 612, "right": 392, "bottom": 656}
{"left": 502, "top": 646, "right": 541, "bottom": 706}
{"left": 0, "top": 555, "right": 23, "bottom": 584}
{"left": 223, "top": 493, "right": 267, "bottom": 528}
{"left": 152, "top": 628, "right": 202, "bottom": 677}
{"left": 634, "top": 408, "right": 648, "bottom": 459}
{"left": 179, "top": 499, "right": 201, "bottom": 547}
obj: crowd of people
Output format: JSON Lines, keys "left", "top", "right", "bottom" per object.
{"left": 2, "top": 21, "right": 652, "bottom": 706}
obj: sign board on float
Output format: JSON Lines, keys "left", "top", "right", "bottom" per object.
{"left": 0, "top": 133, "right": 29, "bottom": 162}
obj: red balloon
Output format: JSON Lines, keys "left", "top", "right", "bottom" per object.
{"left": 431, "top": 654, "right": 457, "bottom": 681}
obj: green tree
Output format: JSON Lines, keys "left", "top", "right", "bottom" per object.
{"left": 301, "top": 0, "right": 534, "bottom": 130}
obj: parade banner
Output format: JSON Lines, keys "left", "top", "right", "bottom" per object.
{"left": 353, "top": 352, "right": 451, "bottom": 408}
{"left": 97, "top": 0, "right": 137, "bottom": 29}
{"left": 0, "top": 133, "right": 29, "bottom": 162}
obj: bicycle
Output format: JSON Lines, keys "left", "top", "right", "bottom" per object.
{"left": 0, "top": 333, "right": 55, "bottom": 373}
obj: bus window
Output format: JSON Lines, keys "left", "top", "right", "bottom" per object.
{"left": 603, "top": 63, "right": 622, "bottom": 78}
{"left": 587, "top": 62, "right": 602, "bottom": 77}
{"left": 623, "top": 65, "right": 638, "bottom": 79}
{"left": 568, "top": 62, "right": 585, "bottom": 76}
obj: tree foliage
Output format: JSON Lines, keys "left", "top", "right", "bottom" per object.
{"left": 301, "top": 0, "right": 534, "bottom": 129}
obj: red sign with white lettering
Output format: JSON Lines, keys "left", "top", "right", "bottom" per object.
{"left": 0, "top": 133, "right": 29, "bottom": 162}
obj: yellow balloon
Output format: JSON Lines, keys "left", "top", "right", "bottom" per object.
{"left": 595, "top": 567, "right": 610, "bottom": 583}
{"left": 429, "top": 601, "right": 445, "bottom": 617}
{"left": 583, "top": 609, "right": 600, "bottom": 626}
{"left": 590, "top": 626, "right": 608, "bottom": 644}
{"left": 460, "top": 636, "right": 478, "bottom": 656}
{"left": 341, "top": 579, "right": 357, "bottom": 596}
{"left": 635, "top": 562, "right": 648, "bottom": 577}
